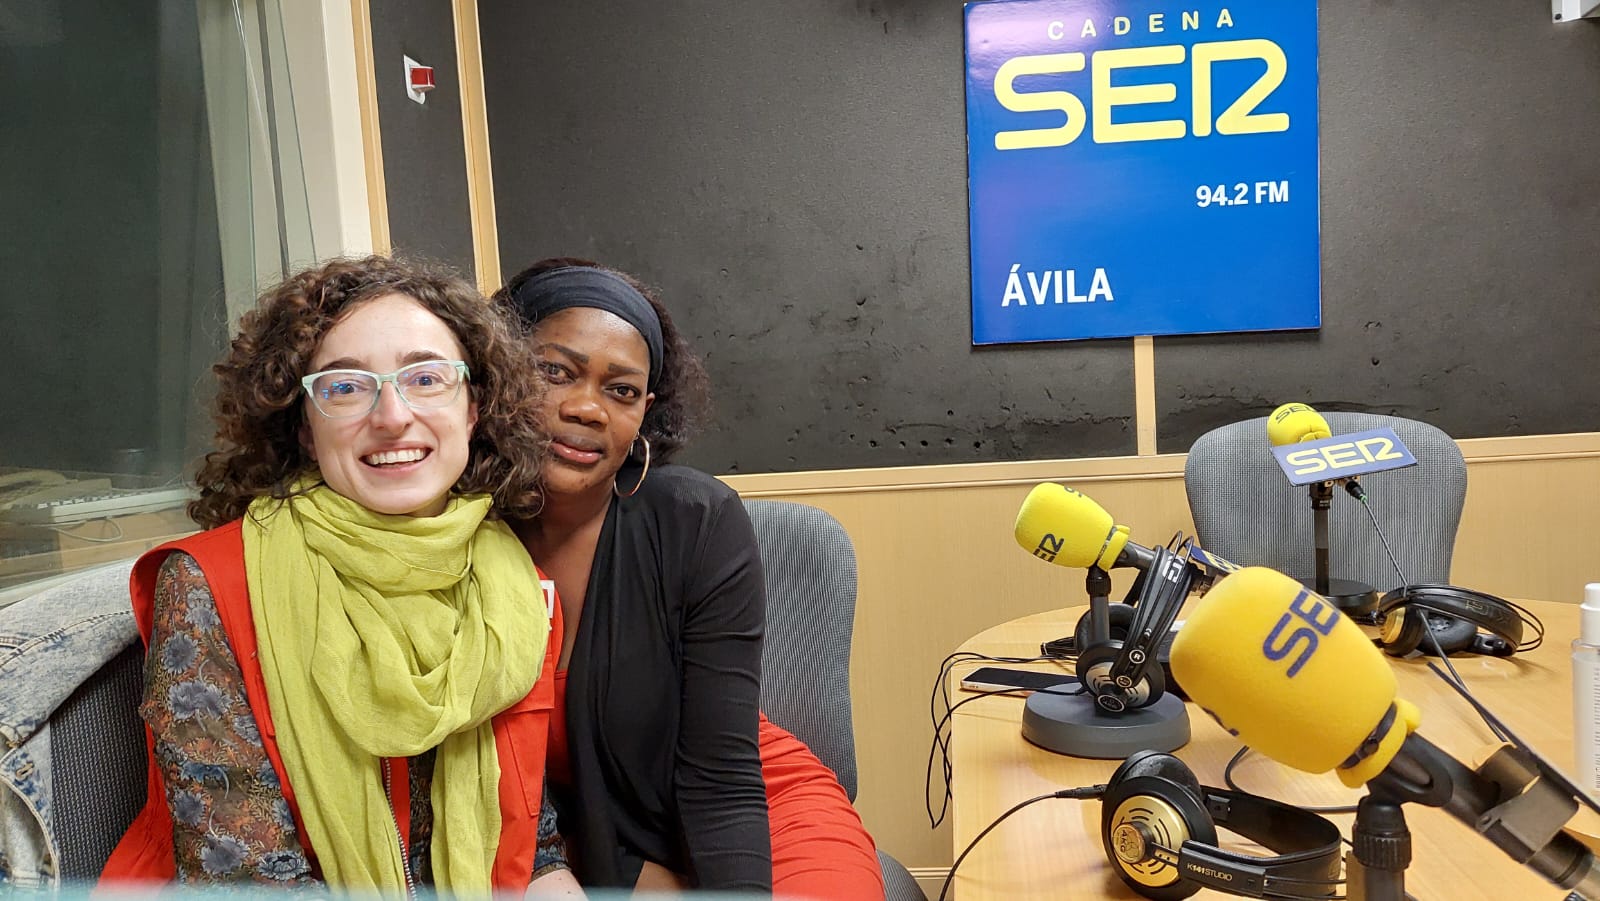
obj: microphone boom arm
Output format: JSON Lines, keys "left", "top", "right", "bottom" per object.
{"left": 1379, "top": 734, "right": 1600, "bottom": 899}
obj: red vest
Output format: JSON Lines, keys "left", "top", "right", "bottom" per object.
{"left": 100, "top": 520, "right": 557, "bottom": 890}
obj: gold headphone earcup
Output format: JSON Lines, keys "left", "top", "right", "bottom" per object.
{"left": 1379, "top": 607, "right": 1425, "bottom": 657}
{"left": 1100, "top": 775, "right": 1216, "bottom": 900}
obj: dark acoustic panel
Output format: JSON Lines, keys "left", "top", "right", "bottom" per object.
{"left": 1155, "top": 3, "right": 1600, "bottom": 453}
{"left": 480, "top": 0, "right": 1600, "bottom": 475}
{"left": 371, "top": 0, "right": 476, "bottom": 277}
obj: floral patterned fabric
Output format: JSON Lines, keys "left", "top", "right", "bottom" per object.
{"left": 143, "top": 552, "right": 567, "bottom": 886}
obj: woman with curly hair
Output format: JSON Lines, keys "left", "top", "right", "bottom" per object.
{"left": 496, "top": 259, "right": 884, "bottom": 898}
{"left": 103, "top": 256, "right": 584, "bottom": 897}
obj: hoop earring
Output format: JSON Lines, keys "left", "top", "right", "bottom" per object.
{"left": 614, "top": 435, "right": 651, "bottom": 498}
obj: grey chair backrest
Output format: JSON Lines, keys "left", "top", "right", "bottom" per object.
{"left": 745, "top": 499, "right": 859, "bottom": 798}
{"left": 744, "top": 500, "right": 929, "bottom": 901}
{"left": 0, "top": 559, "right": 145, "bottom": 882}
{"left": 54, "top": 642, "right": 146, "bottom": 878}
{"left": 1184, "top": 412, "right": 1467, "bottom": 593}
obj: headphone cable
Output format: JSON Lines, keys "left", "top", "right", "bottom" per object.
{"left": 925, "top": 651, "right": 1075, "bottom": 828}
{"left": 928, "top": 651, "right": 1064, "bottom": 827}
{"left": 935, "top": 788, "right": 1099, "bottom": 901}
{"left": 1356, "top": 492, "right": 1509, "bottom": 742}
{"left": 939, "top": 781, "right": 1349, "bottom": 901}
{"left": 926, "top": 680, "right": 1084, "bottom": 828}
{"left": 1425, "top": 659, "right": 1600, "bottom": 821}
{"left": 1223, "top": 746, "right": 1359, "bottom": 815}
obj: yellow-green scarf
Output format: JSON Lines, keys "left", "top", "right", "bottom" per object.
{"left": 242, "top": 479, "right": 548, "bottom": 894}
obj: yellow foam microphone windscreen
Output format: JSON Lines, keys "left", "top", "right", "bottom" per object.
{"left": 1267, "top": 402, "right": 1333, "bottom": 446}
{"left": 1013, "top": 482, "right": 1130, "bottom": 571}
{"left": 1170, "top": 567, "right": 1418, "bottom": 787}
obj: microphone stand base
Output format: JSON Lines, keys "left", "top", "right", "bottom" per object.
{"left": 1298, "top": 577, "right": 1380, "bottom": 619}
{"left": 1021, "top": 690, "right": 1190, "bottom": 759}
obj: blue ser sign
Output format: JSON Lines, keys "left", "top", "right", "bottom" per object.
{"left": 964, "top": 0, "right": 1320, "bottom": 345}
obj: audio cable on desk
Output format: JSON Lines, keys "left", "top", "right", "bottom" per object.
{"left": 1356, "top": 483, "right": 1542, "bottom": 736}
{"left": 925, "top": 650, "right": 1076, "bottom": 829}
{"left": 927, "top": 648, "right": 1353, "bottom": 901}
{"left": 934, "top": 750, "right": 1352, "bottom": 901}
{"left": 1423, "top": 657, "right": 1600, "bottom": 823}
{"left": 924, "top": 662, "right": 1080, "bottom": 900}
{"left": 934, "top": 786, "right": 1101, "bottom": 901}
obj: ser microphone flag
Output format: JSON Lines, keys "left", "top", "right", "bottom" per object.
{"left": 1263, "top": 402, "right": 1419, "bottom": 488}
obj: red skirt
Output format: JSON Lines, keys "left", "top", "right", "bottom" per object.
{"left": 549, "top": 671, "right": 884, "bottom": 898}
{"left": 760, "top": 715, "right": 885, "bottom": 900}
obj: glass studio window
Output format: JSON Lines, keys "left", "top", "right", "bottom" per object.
{"left": 0, "top": 0, "right": 339, "bottom": 600}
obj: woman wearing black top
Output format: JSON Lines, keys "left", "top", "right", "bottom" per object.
{"left": 497, "top": 260, "right": 884, "bottom": 898}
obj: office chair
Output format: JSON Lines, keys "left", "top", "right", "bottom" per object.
{"left": 745, "top": 499, "right": 928, "bottom": 901}
{"left": 0, "top": 560, "right": 145, "bottom": 883}
{"left": 1184, "top": 411, "right": 1467, "bottom": 594}
{"left": 54, "top": 642, "right": 146, "bottom": 878}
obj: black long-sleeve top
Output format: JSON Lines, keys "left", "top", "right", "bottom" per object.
{"left": 555, "top": 463, "right": 772, "bottom": 890}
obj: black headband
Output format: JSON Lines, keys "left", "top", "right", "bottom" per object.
{"left": 510, "top": 266, "right": 664, "bottom": 388}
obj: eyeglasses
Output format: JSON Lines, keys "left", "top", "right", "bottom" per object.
{"left": 301, "top": 360, "right": 471, "bottom": 419}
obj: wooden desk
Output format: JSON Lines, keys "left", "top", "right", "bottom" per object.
{"left": 0, "top": 509, "right": 194, "bottom": 593}
{"left": 947, "top": 600, "right": 1588, "bottom": 900}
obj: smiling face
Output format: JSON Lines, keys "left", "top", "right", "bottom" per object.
{"left": 301, "top": 293, "right": 478, "bottom": 517}
{"left": 530, "top": 306, "right": 655, "bottom": 501}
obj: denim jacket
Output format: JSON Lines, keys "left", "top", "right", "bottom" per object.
{"left": 0, "top": 561, "right": 137, "bottom": 887}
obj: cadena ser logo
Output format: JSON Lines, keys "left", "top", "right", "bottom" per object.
{"left": 964, "top": 0, "right": 1320, "bottom": 346}
{"left": 1268, "top": 427, "right": 1419, "bottom": 487}
{"left": 991, "top": 15, "right": 1288, "bottom": 151}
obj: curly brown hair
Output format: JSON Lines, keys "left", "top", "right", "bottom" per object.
{"left": 190, "top": 255, "right": 548, "bottom": 528}
{"left": 494, "top": 257, "right": 710, "bottom": 464}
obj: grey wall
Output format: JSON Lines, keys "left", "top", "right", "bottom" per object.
{"left": 371, "top": 0, "right": 475, "bottom": 276}
{"left": 481, "top": 0, "right": 1600, "bottom": 475}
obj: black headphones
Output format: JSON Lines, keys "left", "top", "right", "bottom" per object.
{"left": 1073, "top": 547, "right": 1191, "bottom": 713}
{"left": 1073, "top": 601, "right": 1165, "bottom": 710}
{"left": 1098, "top": 751, "right": 1342, "bottom": 900}
{"left": 1372, "top": 584, "right": 1535, "bottom": 658}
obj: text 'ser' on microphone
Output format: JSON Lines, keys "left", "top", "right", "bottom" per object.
{"left": 1014, "top": 481, "right": 1158, "bottom": 572}
{"left": 1266, "top": 402, "right": 1333, "bottom": 446}
{"left": 1171, "top": 567, "right": 1600, "bottom": 899}
{"left": 1266, "top": 402, "right": 1380, "bottom": 618}
{"left": 1169, "top": 566, "right": 1413, "bottom": 783}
